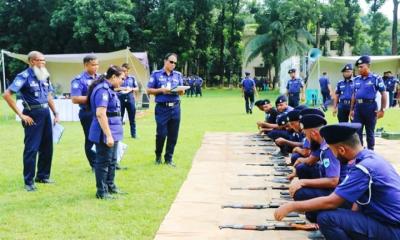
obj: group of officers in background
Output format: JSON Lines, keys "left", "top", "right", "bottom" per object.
{"left": 183, "top": 75, "right": 203, "bottom": 97}
{"left": 252, "top": 55, "right": 400, "bottom": 239}
{"left": 2, "top": 50, "right": 187, "bottom": 200}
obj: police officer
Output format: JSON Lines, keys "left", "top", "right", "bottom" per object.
{"left": 266, "top": 95, "right": 293, "bottom": 143}
{"left": 350, "top": 55, "right": 386, "bottom": 150}
{"left": 2, "top": 51, "right": 59, "bottom": 191}
{"left": 194, "top": 75, "right": 203, "bottom": 97}
{"left": 118, "top": 63, "right": 139, "bottom": 138}
{"left": 333, "top": 64, "right": 354, "bottom": 122}
{"left": 87, "top": 66, "right": 125, "bottom": 199}
{"left": 319, "top": 72, "right": 332, "bottom": 112}
{"left": 286, "top": 68, "right": 305, "bottom": 107}
{"left": 383, "top": 71, "right": 398, "bottom": 107}
{"left": 71, "top": 55, "right": 99, "bottom": 170}
{"left": 254, "top": 99, "right": 279, "bottom": 133}
{"left": 241, "top": 72, "right": 257, "bottom": 114}
{"left": 147, "top": 53, "right": 185, "bottom": 167}
{"left": 187, "top": 75, "right": 195, "bottom": 97}
{"left": 275, "top": 123, "right": 400, "bottom": 240}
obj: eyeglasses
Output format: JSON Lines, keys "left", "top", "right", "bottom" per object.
{"left": 33, "top": 59, "right": 46, "bottom": 62}
{"left": 168, "top": 60, "right": 177, "bottom": 65}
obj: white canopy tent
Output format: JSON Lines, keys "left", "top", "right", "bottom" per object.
{"left": 1, "top": 48, "right": 150, "bottom": 96}
{"left": 308, "top": 55, "right": 400, "bottom": 90}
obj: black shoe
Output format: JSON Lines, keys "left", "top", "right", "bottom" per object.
{"left": 249, "top": 109, "right": 253, "bottom": 114}
{"left": 108, "top": 187, "right": 128, "bottom": 195}
{"left": 35, "top": 178, "right": 55, "bottom": 184}
{"left": 131, "top": 134, "right": 137, "bottom": 139}
{"left": 96, "top": 193, "right": 116, "bottom": 200}
{"left": 155, "top": 156, "right": 162, "bottom": 165}
{"left": 116, "top": 165, "right": 128, "bottom": 170}
{"left": 164, "top": 161, "right": 176, "bottom": 167}
{"left": 24, "top": 184, "right": 36, "bottom": 192}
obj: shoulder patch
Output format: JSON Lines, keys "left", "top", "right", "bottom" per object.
{"left": 323, "top": 158, "right": 330, "bottom": 168}
{"left": 15, "top": 79, "right": 24, "bottom": 87}
{"left": 102, "top": 92, "right": 109, "bottom": 101}
{"left": 72, "top": 82, "right": 80, "bottom": 89}
{"left": 21, "top": 70, "right": 29, "bottom": 78}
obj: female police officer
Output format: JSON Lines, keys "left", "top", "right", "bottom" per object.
{"left": 87, "top": 66, "right": 125, "bottom": 199}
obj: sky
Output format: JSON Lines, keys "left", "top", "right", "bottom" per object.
{"left": 360, "top": 0, "right": 394, "bottom": 20}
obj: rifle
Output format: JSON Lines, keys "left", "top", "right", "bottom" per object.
{"left": 270, "top": 178, "right": 291, "bottom": 184}
{"left": 219, "top": 223, "right": 317, "bottom": 231}
{"left": 280, "top": 190, "right": 290, "bottom": 196}
{"left": 266, "top": 219, "right": 306, "bottom": 225}
{"left": 231, "top": 185, "right": 289, "bottom": 191}
{"left": 246, "top": 162, "right": 287, "bottom": 167}
{"left": 221, "top": 202, "right": 281, "bottom": 209}
{"left": 237, "top": 172, "right": 288, "bottom": 177}
{"left": 274, "top": 167, "right": 293, "bottom": 173}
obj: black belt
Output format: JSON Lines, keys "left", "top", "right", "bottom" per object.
{"left": 157, "top": 101, "right": 180, "bottom": 107}
{"left": 106, "top": 112, "right": 121, "bottom": 117}
{"left": 23, "top": 102, "right": 48, "bottom": 110}
{"left": 356, "top": 99, "right": 375, "bottom": 104}
{"left": 339, "top": 99, "right": 351, "bottom": 104}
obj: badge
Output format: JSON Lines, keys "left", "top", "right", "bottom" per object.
{"left": 149, "top": 77, "right": 154, "bottom": 83}
{"left": 73, "top": 82, "right": 79, "bottom": 89}
{"left": 34, "top": 92, "right": 39, "bottom": 97}
{"left": 323, "top": 158, "right": 330, "bottom": 168}
{"left": 378, "top": 82, "right": 384, "bottom": 87}
{"left": 87, "top": 80, "right": 93, "bottom": 86}
{"left": 102, "top": 93, "right": 109, "bottom": 101}
{"left": 15, "top": 79, "right": 23, "bottom": 87}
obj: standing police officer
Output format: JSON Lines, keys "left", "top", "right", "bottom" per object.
{"left": 286, "top": 68, "right": 304, "bottom": 108}
{"left": 71, "top": 55, "right": 99, "bottom": 170}
{"left": 3, "top": 51, "right": 59, "bottom": 191}
{"left": 241, "top": 72, "right": 257, "bottom": 114}
{"left": 319, "top": 72, "right": 332, "bottom": 112}
{"left": 275, "top": 123, "right": 400, "bottom": 240}
{"left": 194, "top": 75, "right": 203, "bottom": 97}
{"left": 147, "top": 53, "right": 185, "bottom": 167}
{"left": 383, "top": 71, "right": 398, "bottom": 107}
{"left": 333, "top": 64, "right": 354, "bottom": 122}
{"left": 350, "top": 56, "right": 386, "bottom": 150}
{"left": 118, "top": 63, "right": 139, "bottom": 138}
{"left": 87, "top": 66, "right": 125, "bottom": 199}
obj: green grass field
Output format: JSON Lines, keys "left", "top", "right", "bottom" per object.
{"left": 0, "top": 89, "right": 399, "bottom": 239}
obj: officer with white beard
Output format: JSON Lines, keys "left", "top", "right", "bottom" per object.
{"left": 2, "top": 51, "right": 59, "bottom": 191}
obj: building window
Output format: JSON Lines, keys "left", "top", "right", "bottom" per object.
{"left": 330, "top": 41, "right": 338, "bottom": 51}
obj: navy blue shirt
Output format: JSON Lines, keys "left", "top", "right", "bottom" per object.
{"left": 8, "top": 68, "right": 53, "bottom": 105}
{"left": 383, "top": 76, "right": 398, "bottom": 92}
{"left": 335, "top": 79, "right": 354, "bottom": 101}
{"left": 147, "top": 68, "right": 183, "bottom": 103}
{"left": 117, "top": 75, "right": 137, "bottom": 100}
{"left": 319, "top": 141, "right": 344, "bottom": 181}
{"left": 335, "top": 149, "right": 400, "bottom": 225}
{"left": 286, "top": 78, "right": 304, "bottom": 94}
{"left": 241, "top": 77, "right": 255, "bottom": 92}
{"left": 319, "top": 76, "right": 330, "bottom": 92}
{"left": 353, "top": 73, "right": 385, "bottom": 100}
{"left": 71, "top": 71, "right": 98, "bottom": 109}
{"left": 266, "top": 108, "right": 279, "bottom": 124}
{"left": 194, "top": 77, "right": 203, "bottom": 86}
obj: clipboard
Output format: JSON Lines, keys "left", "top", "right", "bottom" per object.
{"left": 53, "top": 123, "right": 64, "bottom": 144}
{"left": 170, "top": 86, "right": 190, "bottom": 92}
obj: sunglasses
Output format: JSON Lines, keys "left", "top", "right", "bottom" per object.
{"left": 168, "top": 60, "right": 177, "bottom": 65}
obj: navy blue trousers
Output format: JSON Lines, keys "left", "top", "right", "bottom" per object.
{"left": 291, "top": 152, "right": 302, "bottom": 165}
{"left": 337, "top": 104, "right": 350, "bottom": 122}
{"left": 321, "top": 91, "right": 331, "bottom": 108}
{"left": 195, "top": 86, "right": 202, "bottom": 97}
{"left": 22, "top": 108, "right": 53, "bottom": 185}
{"left": 353, "top": 102, "right": 377, "bottom": 150}
{"left": 267, "top": 129, "right": 290, "bottom": 141}
{"left": 119, "top": 96, "right": 136, "bottom": 137}
{"left": 288, "top": 93, "right": 300, "bottom": 107}
{"left": 389, "top": 91, "right": 395, "bottom": 107}
{"left": 318, "top": 209, "right": 400, "bottom": 240}
{"left": 244, "top": 91, "right": 254, "bottom": 113}
{"left": 294, "top": 187, "right": 333, "bottom": 222}
{"left": 155, "top": 103, "right": 181, "bottom": 162}
{"left": 295, "top": 163, "right": 321, "bottom": 179}
{"left": 94, "top": 141, "right": 118, "bottom": 196}
{"left": 79, "top": 109, "right": 96, "bottom": 168}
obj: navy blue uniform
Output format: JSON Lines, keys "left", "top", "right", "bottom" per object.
{"left": 8, "top": 68, "right": 54, "bottom": 185}
{"left": 71, "top": 71, "right": 97, "bottom": 168}
{"left": 194, "top": 76, "right": 203, "bottom": 97}
{"left": 118, "top": 75, "right": 138, "bottom": 137}
{"left": 383, "top": 76, "right": 398, "bottom": 107}
{"left": 317, "top": 149, "right": 400, "bottom": 239}
{"left": 286, "top": 78, "right": 303, "bottom": 107}
{"left": 319, "top": 76, "right": 331, "bottom": 109}
{"left": 335, "top": 79, "right": 353, "bottom": 122}
{"left": 241, "top": 77, "right": 256, "bottom": 114}
{"left": 89, "top": 81, "right": 123, "bottom": 197}
{"left": 148, "top": 69, "right": 183, "bottom": 163}
{"left": 186, "top": 77, "right": 194, "bottom": 97}
{"left": 352, "top": 73, "right": 385, "bottom": 150}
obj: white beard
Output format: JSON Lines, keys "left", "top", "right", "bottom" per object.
{"left": 33, "top": 66, "right": 50, "bottom": 81}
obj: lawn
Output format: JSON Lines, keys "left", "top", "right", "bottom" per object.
{"left": 0, "top": 89, "right": 399, "bottom": 239}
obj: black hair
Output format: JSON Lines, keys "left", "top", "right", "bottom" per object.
{"left": 164, "top": 53, "right": 178, "bottom": 60}
{"left": 86, "top": 65, "right": 124, "bottom": 110}
{"left": 121, "top": 63, "right": 130, "bottom": 69}
{"left": 83, "top": 55, "right": 97, "bottom": 64}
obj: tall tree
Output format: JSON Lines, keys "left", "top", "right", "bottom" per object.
{"left": 392, "top": 0, "right": 399, "bottom": 54}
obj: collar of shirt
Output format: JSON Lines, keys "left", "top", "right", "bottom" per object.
{"left": 83, "top": 71, "right": 97, "bottom": 80}
{"left": 344, "top": 78, "right": 353, "bottom": 82}
{"left": 161, "top": 68, "right": 174, "bottom": 77}
{"left": 354, "top": 149, "right": 371, "bottom": 164}
{"left": 360, "top": 73, "right": 373, "bottom": 80}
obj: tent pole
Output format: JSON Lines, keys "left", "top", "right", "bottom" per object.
{"left": 1, "top": 50, "right": 6, "bottom": 93}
